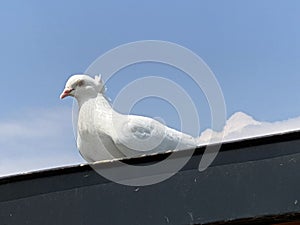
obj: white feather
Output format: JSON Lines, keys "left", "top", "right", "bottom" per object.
{"left": 62, "top": 75, "right": 197, "bottom": 162}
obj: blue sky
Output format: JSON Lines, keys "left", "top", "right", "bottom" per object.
{"left": 1, "top": 0, "right": 300, "bottom": 175}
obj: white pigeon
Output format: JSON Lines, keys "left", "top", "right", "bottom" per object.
{"left": 60, "top": 74, "right": 197, "bottom": 162}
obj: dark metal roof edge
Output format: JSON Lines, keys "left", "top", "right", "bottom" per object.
{"left": 205, "top": 212, "right": 300, "bottom": 225}
{"left": 1, "top": 129, "right": 300, "bottom": 184}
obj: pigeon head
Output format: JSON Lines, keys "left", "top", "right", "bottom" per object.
{"left": 60, "top": 74, "right": 105, "bottom": 101}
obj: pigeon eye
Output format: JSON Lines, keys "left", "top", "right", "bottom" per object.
{"left": 77, "top": 80, "right": 85, "bottom": 87}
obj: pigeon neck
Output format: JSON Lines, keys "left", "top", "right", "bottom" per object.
{"left": 77, "top": 94, "right": 96, "bottom": 107}
{"left": 96, "top": 94, "right": 113, "bottom": 111}
{"left": 77, "top": 93, "right": 112, "bottom": 111}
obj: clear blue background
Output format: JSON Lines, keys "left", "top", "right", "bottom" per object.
{"left": 0, "top": 0, "right": 300, "bottom": 174}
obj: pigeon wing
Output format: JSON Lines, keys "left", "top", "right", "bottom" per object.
{"left": 113, "top": 115, "right": 196, "bottom": 157}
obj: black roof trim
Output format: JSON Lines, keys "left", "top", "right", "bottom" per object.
{"left": 1, "top": 130, "right": 300, "bottom": 185}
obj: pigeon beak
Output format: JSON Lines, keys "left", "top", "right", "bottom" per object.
{"left": 60, "top": 88, "right": 74, "bottom": 99}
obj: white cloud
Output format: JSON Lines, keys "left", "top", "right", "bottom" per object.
{"left": 198, "top": 111, "right": 300, "bottom": 144}
{"left": 0, "top": 107, "right": 84, "bottom": 177}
